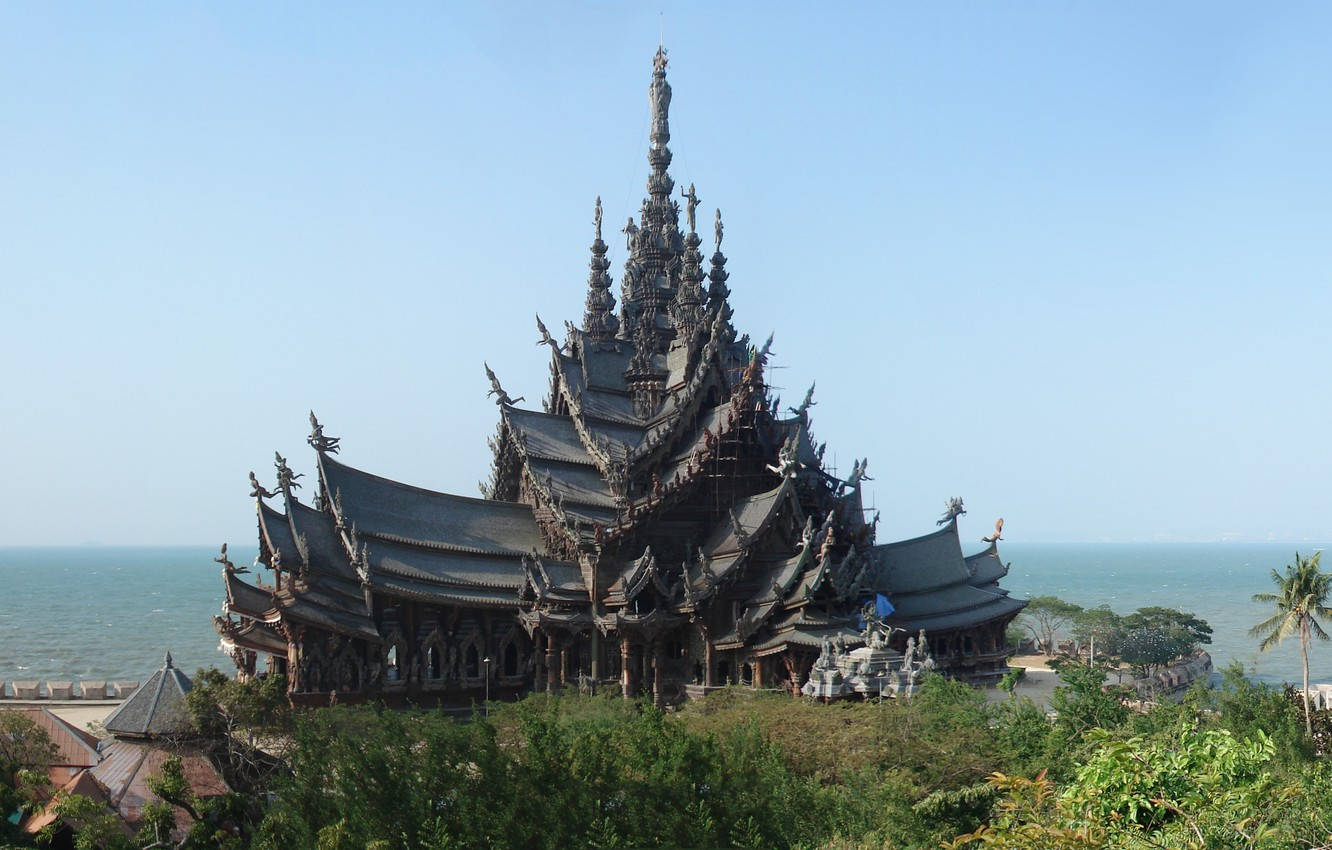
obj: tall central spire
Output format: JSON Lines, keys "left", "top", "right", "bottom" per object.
{"left": 647, "top": 46, "right": 674, "bottom": 205}
{"left": 619, "top": 47, "right": 684, "bottom": 355}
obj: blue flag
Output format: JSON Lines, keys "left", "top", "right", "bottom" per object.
{"left": 876, "top": 593, "right": 895, "bottom": 618}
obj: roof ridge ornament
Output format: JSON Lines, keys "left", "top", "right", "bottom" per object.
{"left": 938, "top": 497, "right": 966, "bottom": 526}
{"left": 214, "top": 542, "right": 247, "bottom": 575}
{"left": 707, "top": 208, "right": 730, "bottom": 309}
{"left": 535, "top": 314, "right": 560, "bottom": 355}
{"left": 249, "top": 471, "right": 276, "bottom": 500}
{"left": 274, "top": 451, "right": 304, "bottom": 492}
{"left": 789, "top": 382, "right": 816, "bottom": 419}
{"left": 484, "top": 362, "right": 525, "bottom": 406}
{"left": 307, "top": 411, "right": 341, "bottom": 454}
{"left": 582, "top": 198, "right": 620, "bottom": 344}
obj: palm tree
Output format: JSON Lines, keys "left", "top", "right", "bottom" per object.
{"left": 1250, "top": 551, "right": 1332, "bottom": 736}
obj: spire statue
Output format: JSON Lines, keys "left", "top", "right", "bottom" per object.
{"left": 681, "top": 183, "right": 700, "bottom": 234}
{"left": 583, "top": 199, "right": 620, "bottom": 343}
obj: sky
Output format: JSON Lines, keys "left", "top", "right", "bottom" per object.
{"left": 2, "top": 3, "right": 1330, "bottom": 546}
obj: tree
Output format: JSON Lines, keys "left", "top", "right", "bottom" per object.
{"left": 1251, "top": 550, "right": 1332, "bottom": 737}
{"left": 1020, "top": 597, "right": 1083, "bottom": 655}
{"left": 1115, "top": 607, "right": 1211, "bottom": 679}
{"left": 1070, "top": 606, "right": 1122, "bottom": 666}
{"left": 0, "top": 709, "right": 56, "bottom": 845}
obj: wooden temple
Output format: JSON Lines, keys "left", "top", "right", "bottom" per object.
{"left": 212, "top": 48, "right": 1027, "bottom": 707}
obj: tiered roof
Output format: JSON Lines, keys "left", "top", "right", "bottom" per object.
{"left": 215, "top": 47, "right": 1025, "bottom": 684}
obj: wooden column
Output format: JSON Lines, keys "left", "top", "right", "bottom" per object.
{"left": 621, "top": 639, "right": 634, "bottom": 698}
{"left": 546, "top": 634, "right": 558, "bottom": 692}
{"left": 533, "top": 631, "right": 544, "bottom": 692}
{"left": 590, "top": 629, "right": 600, "bottom": 682}
{"left": 559, "top": 646, "right": 569, "bottom": 687}
{"left": 651, "top": 643, "right": 663, "bottom": 707}
{"left": 703, "top": 640, "right": 715, "bottom": 687}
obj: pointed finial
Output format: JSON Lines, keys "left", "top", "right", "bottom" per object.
{"left": 307, "top": 411, "right": 341, "bottom": 454}
{"left": 164, "top": 650, "right": 173, "bottom": 668}
{"left": 594, "top": 196, "right": 602, "bottom": 242}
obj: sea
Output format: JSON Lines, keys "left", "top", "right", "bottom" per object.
{"left": 1, "top": 543, "right": 1329, "bottom": 687}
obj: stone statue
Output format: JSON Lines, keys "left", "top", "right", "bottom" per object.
{"left": 680, "top": 183, "right": 700, "bottom": 234}
{"left": 653, "top": 44, "right": 668, "bottom": 73}
{"left": 714, "top": 208, "right": 723, "bottom": 249}
{"left": 274, "top": 452, "right": 304, "bottom": 491}
{"left": 307, "top": 411, "right": 341, "bottom": 454}
{"left": 814, "top": 637, "right": 834, "bottom": 670}
{"left": 593, "top": 196, "right": 603, "bottom": 242}
{"left": 249, "top": 471, "right": 276, "bottom": 500}
{"left": 483, "top": 362, "right": 524, "bottom": 406}
{"left": 938, "top": 497, "right": 966, "bottom": 526}
{"left": 622, "top": 217, "right": 638, "bottom": 251}
{"left": 903, "top": 637, "right": 917, "bottom": 669}
{"left": 766, "top": 433, "right": 800, "bottom": 478}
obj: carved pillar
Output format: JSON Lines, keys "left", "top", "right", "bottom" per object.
{"left": 703, "top": 640, "right": 714, "bottom": 687}
{"left": 753, "top": 657, "right": 762, "bottom": 689}
{"left": 621, "top": 638, "right": 634, "bottom": 698}
{"left": 559, "top": 646, "right": 569, "bottom": 686}
{"left": 533, "top": 631, "right": 544, "bottom": 692}
{"left": 590, "top": 629, "right": 601, "bottom": 681}
{"left": 545, "top": 634, "right": 558, "bottom": 693}
{"left": 651, "top": 643, "right": 663, "bottom": 707}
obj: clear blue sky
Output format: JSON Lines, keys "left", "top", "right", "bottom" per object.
{"left": 3, "top": 3, "right": 1329, "bottom": 546}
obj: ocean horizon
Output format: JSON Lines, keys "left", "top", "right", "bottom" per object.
{"left": 2, "top": 542, "right": 1329, "bottom": 688}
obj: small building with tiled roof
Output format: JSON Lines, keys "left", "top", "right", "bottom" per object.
{"left": 102, "top": 652, "right": 193, "bottom": 739}
{"left": 212, "top": 49, "right": 1027, "bottom": 705}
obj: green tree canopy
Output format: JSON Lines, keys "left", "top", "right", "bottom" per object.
{"left": 1116, "top": 606, "right": 1212, "bottom": 678}
{"left": 1020, "top": 596, "right": 1083, "bottom": 655}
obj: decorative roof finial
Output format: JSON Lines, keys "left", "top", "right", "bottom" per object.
{"left": 484, "top": 362, "right": 524, "bottom": 406}
{"left": 307, "top": 411, "right": 341, "bottom": 454}
{"left": 535, "top": 314, "right": 559, "bottom": 354}
{"left": 937, "top": 496, "right": 966, "bottom": 526}
{"left": 249, "top": 471, "right": 276, "bottom": 500}
{"left": 583, "top": 200, "right": 620, "bottom": 343}
{"left": 163, "top": 650, "right": 173, "bottom": 668}
{"left": 707, "top": 208, "right": 730, "bottom": 309}
{"left": 789, "top": 382, "right": 816, "bottom": 419}
{"left": 274, "top": 452, "right": 304, "bottom": 492}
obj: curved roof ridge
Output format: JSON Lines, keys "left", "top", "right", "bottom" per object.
{"left": 359, "top": 529, "right": 530, "bottom": 558}
{"left": 871, "top": 517, "right": 957, "bottom": 551}
{"left": 319, "top": 453, "right": 532, "bottom": 510}
{"left": 964, "top": 541, "right": 999, "bottom": 560}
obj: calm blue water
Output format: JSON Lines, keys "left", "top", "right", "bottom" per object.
{"left": 1, "top": 543, "right": 1328, "bottom": 685}
{"left": 1002, "top": 542, "right": 1332, "bottom": 686}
